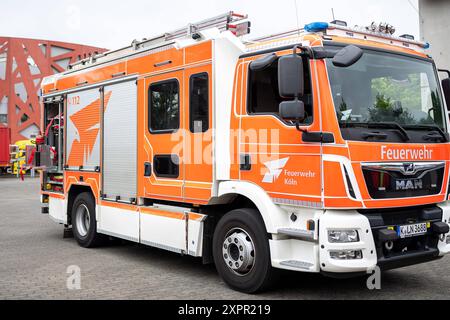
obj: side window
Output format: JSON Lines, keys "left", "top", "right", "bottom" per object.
{"left": 153, "top": 155, "right": 179, "bottom": 178}
{"left": 189, "top": 73, "right": 209, "bottom": 133}
{"left": 149, "top": 80, "right": 179, "bottom": 133}
{"left": 247, "top": 57, "right": 313, "bottom": 124}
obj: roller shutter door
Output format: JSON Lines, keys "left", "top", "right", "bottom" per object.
{"left": 103, "top": 80, "right": 137, "bottom": 202}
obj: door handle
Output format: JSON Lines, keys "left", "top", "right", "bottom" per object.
{"left": 302, "top": 132, "right": 335, "bottom": 144}
{"left": 144, "top": 162, "right": 152, "bottom": 177}
{"left": 240, "top": 154, "right": 252, "bottom": 171}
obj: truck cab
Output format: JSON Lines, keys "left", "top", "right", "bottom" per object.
{"left": 231, "top": 21, "right": 450, "bottom": 277}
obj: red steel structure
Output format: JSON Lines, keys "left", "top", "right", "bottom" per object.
{"left": 0, "top": 37, "right": 106, "bottom": 143}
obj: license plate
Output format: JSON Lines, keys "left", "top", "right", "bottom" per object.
{"left": 397, "top": 223, "right": 428, "bottom": 239}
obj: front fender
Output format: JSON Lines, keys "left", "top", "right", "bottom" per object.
{"left": 217, "top": 180, "right": 289, "bottom": 233}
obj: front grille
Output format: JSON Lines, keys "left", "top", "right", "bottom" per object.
{"left": 362, "top": 162, "right": 445, "bottom": 199}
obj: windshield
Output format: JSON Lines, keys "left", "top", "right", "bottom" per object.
{"left": 326, "top": 48, "right": 446, "bottom": 131}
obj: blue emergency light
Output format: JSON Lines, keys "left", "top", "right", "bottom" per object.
{"left": 304, "top": 22, "right": 329, "bottom": 33}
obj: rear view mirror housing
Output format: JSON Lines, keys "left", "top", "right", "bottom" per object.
{"left": 332, "top": 45, "right": 363, "bottom": 67}
{"left": 279, "top": 100, "right": 305, "bottom": 121}
{"left": 278, "top": 53, "right": 305, "bottom": 123}
{"left": 278, "top": 54, "right": 304, "bottom": 98}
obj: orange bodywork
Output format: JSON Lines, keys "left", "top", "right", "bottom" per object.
{"left": 44, "top": 41, "right": 214, "bottom": 206}
{"left": 41, "top": 32, "right": 450, "bottom": 211}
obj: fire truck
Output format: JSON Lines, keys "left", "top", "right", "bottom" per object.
{"left": 37, "top": 12, "right": 450, "bottom": 293}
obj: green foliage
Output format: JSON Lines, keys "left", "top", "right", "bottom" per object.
{"left": 150, "top": 82, "right": 179, "bottom": 131}
{"left": 368, "top": 93, "right": 415, "bottom": 123}
{"left": 371, "top": 74, "right": 421, "bottom": 111}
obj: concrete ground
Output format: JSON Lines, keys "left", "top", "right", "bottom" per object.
{"left": 1, "top": 176, "right": 450, "bottom": 300}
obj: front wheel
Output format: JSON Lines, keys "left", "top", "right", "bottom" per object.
{"left": 212, "top": 208, "right": 277, "bottom": 293}
{"left": 71, "top": 192, "right": 106, "bottom": 248}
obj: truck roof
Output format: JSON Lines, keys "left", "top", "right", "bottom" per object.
{"left": 41, "top": 14, "right": 430, "bottom": 94}
{"left": 245, "top": 22, "right": 428, "bottom": 57}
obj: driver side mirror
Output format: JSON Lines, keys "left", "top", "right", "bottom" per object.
{"left": 278, "top": 54, "right": 305, "bottom": 121}
{"left": 279, "top": 100, "right": 305, "bottom": 120}
{"left": 278, "top": 54, "right": 304, "bottom": 98}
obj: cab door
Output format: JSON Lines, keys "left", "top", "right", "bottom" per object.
{"left": 143, "top": 70, "right": 184, "bottom": 201}
{"left": 237, "top": 53, "right": 323, "bottom": 207}
{"left": 183, "top": 65, "right": 213, "bottom": 203}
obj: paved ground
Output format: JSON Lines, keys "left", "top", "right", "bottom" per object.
{"left": 1, "top": 176, "right": 450, "bottom": 300}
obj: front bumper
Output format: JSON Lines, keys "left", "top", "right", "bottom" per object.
{"left": 319, "top": 204, "right": 450, "bottom": 274}
{"left": 270, "top": 203, "right": 450, "bottom": 274}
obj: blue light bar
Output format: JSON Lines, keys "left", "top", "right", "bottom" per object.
{"left": 304, "top": 22, "right": 329, "bottom": 33}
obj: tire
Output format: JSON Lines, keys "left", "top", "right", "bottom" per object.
{"left": 71, "top": 192, "right": 106, "bottom": 248}
{"left": 213, "top": 208, "right": 277, "bottom": 293}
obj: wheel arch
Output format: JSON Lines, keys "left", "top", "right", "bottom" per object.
{"left": 212, "top": 181, "right": 287, "bottom": 234}
{"left": 67, "top": 184, "right": 96, "bottom": 225}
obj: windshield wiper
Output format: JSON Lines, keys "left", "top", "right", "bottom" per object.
{"left": 361, "top": 131, "right": 388, "bottom": 141}
{"left": 341, "top": 122, "right": 410, "bottom": 142}
{"left": 402, "top": 124, "right": 449, "bottom": 142}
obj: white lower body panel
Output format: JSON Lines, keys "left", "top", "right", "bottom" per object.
{"left": 139, "top": 210, "right": 206, "bottom": 256}
{"left": 49, "top": 197, "right": 67, "bottom": 225}
{"left": 140, "top": 212, "right": 186, "bottom": 254}
{"left": 94, "top": 204, "right": 206, "bottom": 257}
{"left": 97, "top": 205, "right": 140, "bottom": 243}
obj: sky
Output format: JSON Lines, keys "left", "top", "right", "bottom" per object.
{"left": 0, "top": 0, "right": 421, "bottom": 50}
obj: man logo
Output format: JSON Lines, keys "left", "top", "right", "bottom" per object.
{"left": 403, "top": 163, "right": 415, "bottom": 175}
{"left": 396, "top": 179, "right": 423, "bottom": 191}
{"left": 262, "top": 158, "right": 289, "bottom": 183}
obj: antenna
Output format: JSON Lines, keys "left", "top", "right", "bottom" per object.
{"left": 331, "top": 8, "right": 336, "bottom": 21}
{"left": 294, "top": 0, "right": 301, "bottom": 37}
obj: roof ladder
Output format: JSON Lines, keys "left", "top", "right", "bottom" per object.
{"left": 69, "top": 11, "right": 248, "bottom": 70}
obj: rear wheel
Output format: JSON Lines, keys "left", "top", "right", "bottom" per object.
{"left": 213, "top": 208, "right": 277, "bottom": 293}
{"left": 71, "top": 192, "right": 106, "bottom": 248}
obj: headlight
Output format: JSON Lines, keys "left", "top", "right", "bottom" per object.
{"left": 328, "top": 230, "right": 359, "bottom": 243}
{"left": 330, "top": 250, "right": 363, "bottom": 260}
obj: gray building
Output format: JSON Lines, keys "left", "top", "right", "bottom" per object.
{"left": 419, "top": 0, "right": 450, "bottom": 69}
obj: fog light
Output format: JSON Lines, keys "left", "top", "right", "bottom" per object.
{"left": 328, "top": 230, "right": 359, "bottom": 243}
{"left": 330, "top": 250, "right": 363, "bottom": 260}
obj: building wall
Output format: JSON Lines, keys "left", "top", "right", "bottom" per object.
{"left": 0, "top": 37, "right": 106, "bottom": 143}
{"left": 419, "top": 0, "right": 450, "bottom": 69}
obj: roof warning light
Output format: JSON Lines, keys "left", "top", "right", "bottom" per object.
{"left": 304, "top": 22, "right": 329, "bottom": 33}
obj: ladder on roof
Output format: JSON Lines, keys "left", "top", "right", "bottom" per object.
{"left": 165, "top": 11, "right": 248, "bottom": 40}
{"left": 69, "top": 11, "right": 248, "bottom": 71}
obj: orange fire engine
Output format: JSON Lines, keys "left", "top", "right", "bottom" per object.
{"left": 37, "top": 12, "right": 450, "bottom": 293}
